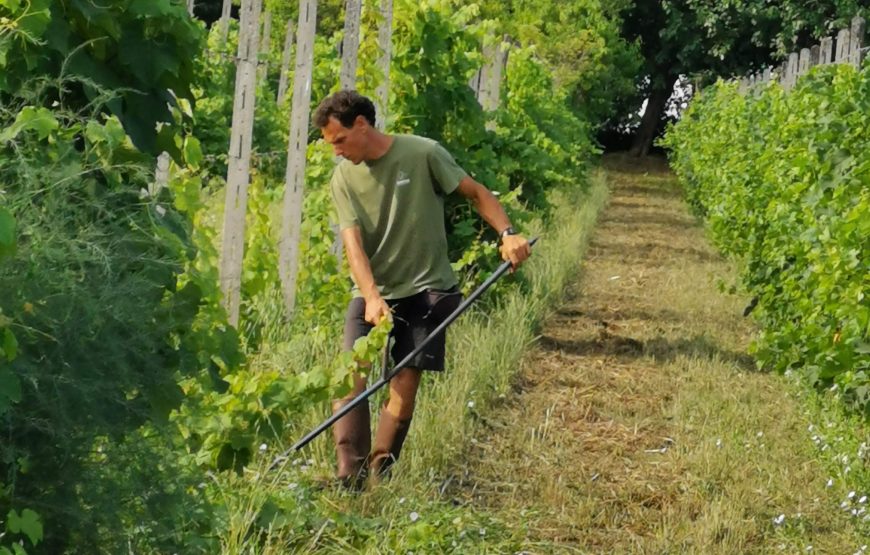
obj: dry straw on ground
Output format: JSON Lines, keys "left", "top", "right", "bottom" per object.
{"left": 450, "top": 154, "right": 866, "bottom": 554}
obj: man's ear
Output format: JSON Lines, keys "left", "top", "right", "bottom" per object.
{"left": 354, "top": 115, "right": 369, "bottom": 129}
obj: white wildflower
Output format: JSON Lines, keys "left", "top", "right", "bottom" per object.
{"left": 259, "top": 443, "right": 267, "bottom": 452}
{"left": 773, "top": 514, "right": 785, "bottom": 526}
{"left": 409, "top": 511, "right": 419, "bottom": 522}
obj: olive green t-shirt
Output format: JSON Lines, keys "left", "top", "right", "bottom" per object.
{"left": 330, "top": 134, "right": 467, "bottom": 299}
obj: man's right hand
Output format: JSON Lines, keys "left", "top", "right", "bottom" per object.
{"left": 364, "top": 294, "right": 391, "bottom": 325}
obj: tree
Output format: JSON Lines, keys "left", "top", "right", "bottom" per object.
{"left": 478, "top": 0, "right": 641, "bottom": 129}
{"left": 619, "top": 0, "right": 867, "bottom": 157}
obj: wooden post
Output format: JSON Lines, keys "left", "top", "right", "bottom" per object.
{"left": 475, "top": 41, "right": 494, "bottom": 106}
{"left": 220, "top": 0, "right": 263, "bottom": 326}
{"left": 850, "top": 16, "right": 866, "bottom": 67}
{"left": 762, "top": 66, "right": 772, "bottom": 83}
{"left": 810, "top": 45, "right": 820, "bottom": 67}
{"left": 277, "top": 19, "right": 295, "bottom": 105}
{"left": 478, "top": 36, "right": 510, "bottom": 112}
{"left": 836, "top": 28, "right": 851, "bottom": 63}
{"left": 468, "top": 69, "right": 482, "bottom": 98}
{"left": 374, "top": 0, "right": 394, "bottom": 131}
{"left": 220, "top": 0, "right": 232, "bottom": 44}
{"left": 787, "top": 52, "right": 799, "bottom": 89}
{"left": 259, "top": 10, "right": 272, "bottom": 83}
{"left": 820, "top": 37, "right": 833, "bottom": 65}
{"left": 278, "top": 0, "right": 317, "bottom": 319}
{"left": 331, "top": 0, "right": 362, "bottom": 259}
{"left": 153, "top": 152, "right": 170, "bottom": 196}
{"left": 798, "top": 48, "right": 810, "bottom": 75}
{"left": 187, "top": 0, "right": 195, "bottom": 16}
{"left": 339, "top": 0, "right": 361, "bottom": 90}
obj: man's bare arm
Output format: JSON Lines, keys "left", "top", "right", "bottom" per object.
{"left": 455, "top": 176, "right": 531, "bottom": 268}
{"left": 341, "top": 226, "right": 391, "bottom": 325}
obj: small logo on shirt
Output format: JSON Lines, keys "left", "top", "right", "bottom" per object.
{"left": 396, "top": 170, "right": 410, "bottom": 187}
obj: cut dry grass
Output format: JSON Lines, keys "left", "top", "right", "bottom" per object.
{"left": 449, "top": 153, "right": 867, "bottom": 553}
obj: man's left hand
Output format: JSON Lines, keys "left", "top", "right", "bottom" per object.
{"left": 500, "top": 234, "right": 531, "bottom": 270}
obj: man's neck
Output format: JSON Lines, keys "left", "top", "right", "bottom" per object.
{"left": 365, "top": 130, "right": 394, "bottom": 162}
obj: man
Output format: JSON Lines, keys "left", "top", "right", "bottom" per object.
{"left": 314, "top": 90, "right": 531, "bottom": 489}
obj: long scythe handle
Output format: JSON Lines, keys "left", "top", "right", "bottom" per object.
{"left": 270, "top": 237, "right": 538, "bottom": 469}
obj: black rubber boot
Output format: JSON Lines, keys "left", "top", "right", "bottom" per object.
{"left": 331, "top": 398, "right": 371, "bottom": 491}
{"left": 369, "top": 407, "right": 412, "bottom": 481}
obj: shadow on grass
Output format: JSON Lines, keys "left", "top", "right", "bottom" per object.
{"left": 609, "top": 183, "right": 684, "bottom": 201}
{"left": 555, "top": 306, "right": 684, "bottom": 324}
{"left": 538, "top": 333, "right": 756, "bottom": 372}
{"left": 600, "top": 210, "right": 699, "bottom": 231}
{"left": 588, "top": 239, "right": 721, "bottom": 265}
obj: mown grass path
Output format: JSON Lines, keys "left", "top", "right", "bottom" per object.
{"left": 453, "top": 155, "right": 867, "bottom": 554}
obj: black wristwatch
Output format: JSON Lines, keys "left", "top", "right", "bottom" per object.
{"left": 499, "top": 226, "right": 517, "bottom": 242}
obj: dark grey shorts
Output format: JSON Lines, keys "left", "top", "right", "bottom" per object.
{"left": 343, "top": 287, "right": 462, "bottom": 372}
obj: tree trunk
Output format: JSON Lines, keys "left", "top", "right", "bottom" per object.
{"left": 629, "top": 74, "right": 677, "bottom": 157}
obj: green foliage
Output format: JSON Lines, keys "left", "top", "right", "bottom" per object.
{"left": 663, "top": 62, "right": 870, "bottom": 415}
{"left": 487, "top": 0, "right": 641, "bottom": 127}
{"left": 0, "top": 95, "right": 241, "bottom": 549}
{"left": 0, "top": 0, "right": 203, "bottom": 154}
{"left": 0, "top": 0, "right": 623, "bottom": 551}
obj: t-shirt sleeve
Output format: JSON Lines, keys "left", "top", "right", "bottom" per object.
{"left": 427, "top": 141, "right": 468, "bottom": 195}
{"left": 330, "top": 167, "right": 359, "bottom": 230}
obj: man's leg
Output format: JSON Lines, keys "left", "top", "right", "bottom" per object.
{"left": 333, "top": 296, "right": 373, "bottom": 489}
{"left": 370, "top": 367, "right": 422, "bottom": 479}
{"left": 331, "top": 370, "right": 370, "bottom": 489}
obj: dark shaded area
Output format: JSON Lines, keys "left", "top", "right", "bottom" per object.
{"left": 555, "top": 307, "right": 684, "bottom": 324}
{"left": 600, "top": 211, "right": 698, "bottom": 230}
{"left": 605, "top": 184, "right": 684, "bottom": 200}
{"left": 587, "top": 240, "right": 721, "bottom": 265}
{"left": 192, "top": 0, "right": 238, "bottom": 27}
{"left": 538, "top": 333, "right": 755, "bottom": 372}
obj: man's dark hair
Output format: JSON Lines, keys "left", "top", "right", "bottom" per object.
{"left": 313, "top": 90, "right": 376, "bottom": 129}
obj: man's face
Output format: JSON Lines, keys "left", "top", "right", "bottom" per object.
{"left": 321, "top": 115, "right": 368, "bottom": 164}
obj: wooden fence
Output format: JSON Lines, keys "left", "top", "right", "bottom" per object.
{"left": 739, "top": 15, "right": 866, "bottom": 92}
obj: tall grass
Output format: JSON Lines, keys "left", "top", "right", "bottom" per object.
{"left": 215, "top": 175, "right": 609, "bottom": 552}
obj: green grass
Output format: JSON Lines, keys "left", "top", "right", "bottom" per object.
{"left": 209, "top": 175, "right": 610, "bottom": 553}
